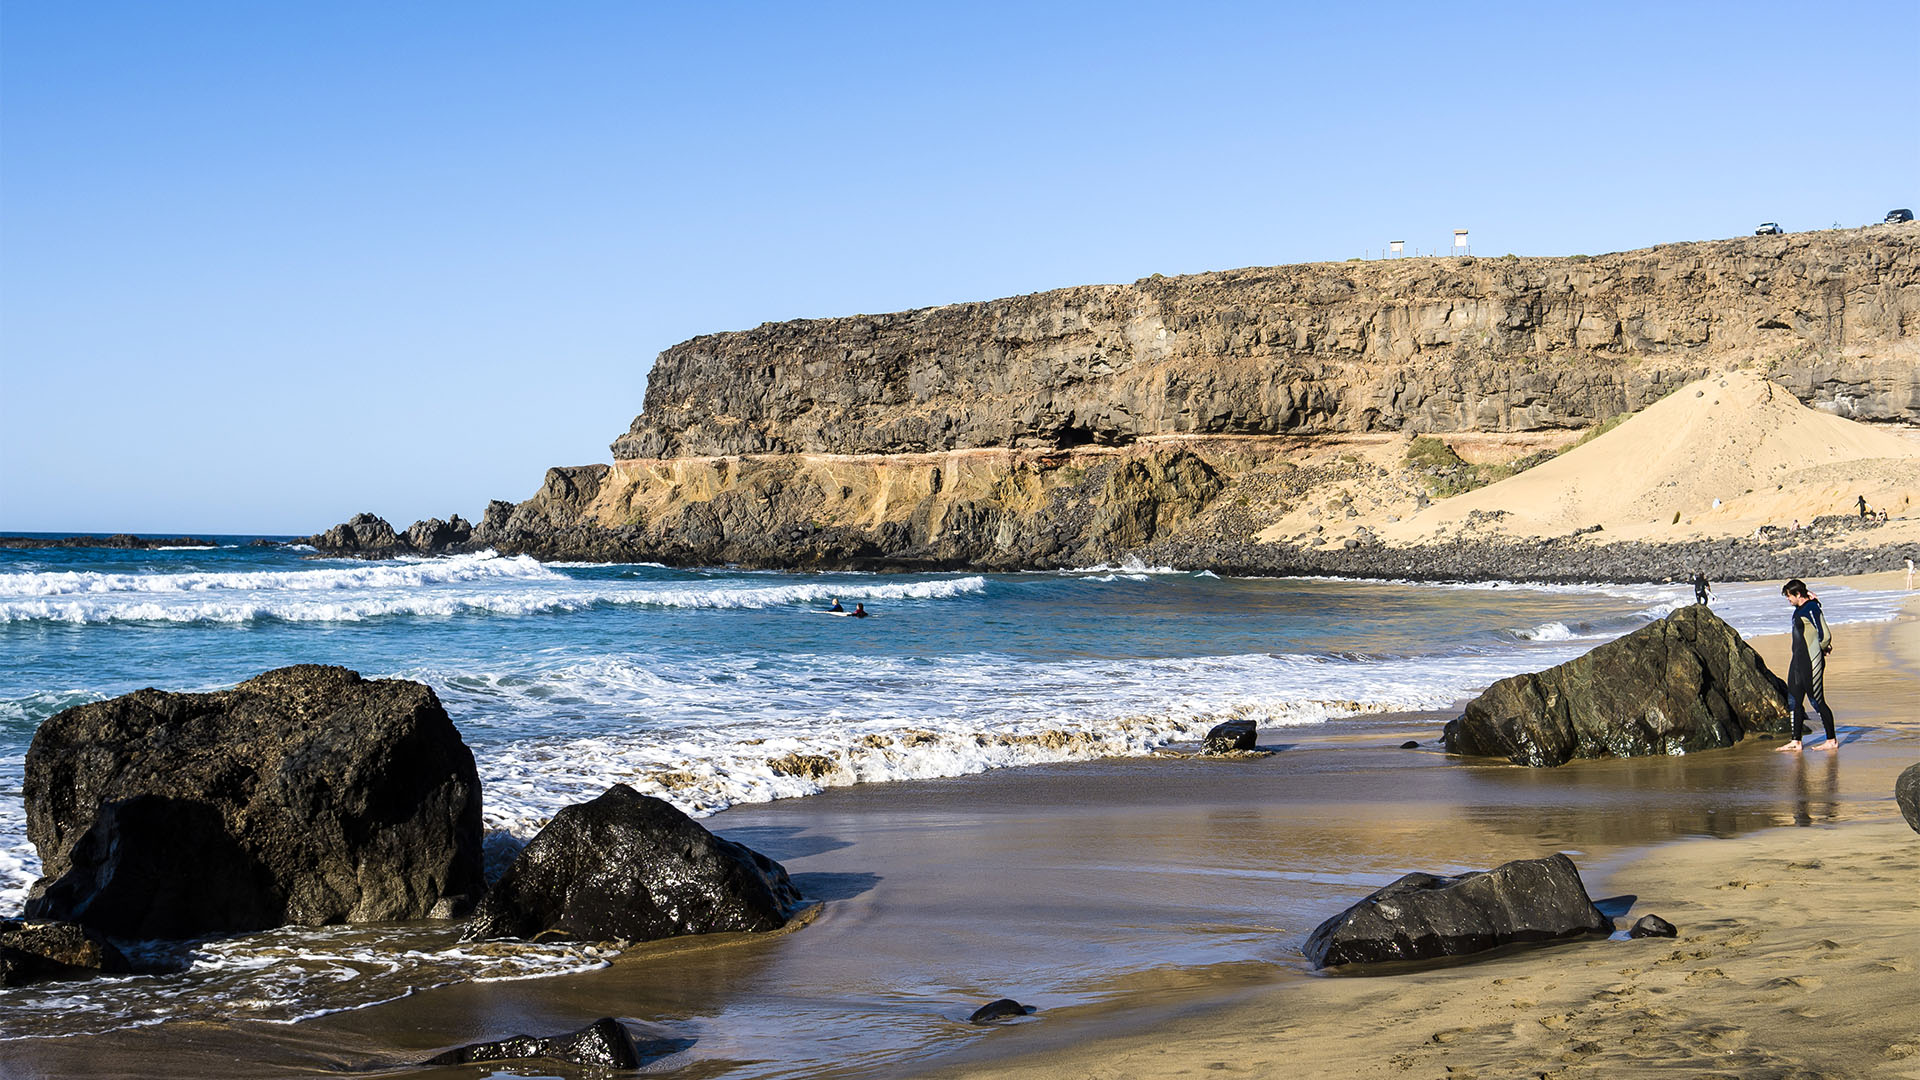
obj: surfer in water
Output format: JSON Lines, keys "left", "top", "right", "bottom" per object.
{"left": 851, "top": 603, "right": 869, "bottom": 618}
{"left": 828, "top": 599, "right": 844, "bottom": 612}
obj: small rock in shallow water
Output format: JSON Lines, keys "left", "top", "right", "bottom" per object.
{"left": 1201, "top": 719, "right": 1257, "bottom": 754}
{"left": 425, "top": 1017, "right": 659, "bottom": 1068}
{"left": 969, "top": 998, "right": 1036, "bottom": 1024}
{"left": 1629, "top": 914, "right": 1677, "bottom": 938}
{"left": 0, "top": 920, "right": 133, "bottom": 987}
{"left": 1399, "top": 741, "right": 1420, "bottom": 749}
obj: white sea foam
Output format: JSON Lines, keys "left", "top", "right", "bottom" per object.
{"left": 0, "top": 551, "right": 560, "bottom": 598}
{"left": 1511, "top": 621, "right": 1578, "bottom": 641}
{"left": 430, "top": 644, "right": 1604, "bottom": 846}
{"left": 0, "top": 918, "right": 615, "bottom": 1038}
{"left": 0, "top": 554, "right": 988, "bottom": 625}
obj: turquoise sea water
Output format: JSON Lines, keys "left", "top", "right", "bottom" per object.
{"left": 0, "top": 537, "right": 1903, "bottom": 1039}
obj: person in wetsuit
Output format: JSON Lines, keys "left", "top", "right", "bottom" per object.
{"left": 1776, "top": 578, "right": 1836, "bottom": 752}
{"left": 850, "top": 603, "right": 869, "bottom": 618}
{"left": 828, "top": 599, "right": 844, "bottom": 612}
{"left": 1692, "top": 572, "right": 1711, "bottom": 605}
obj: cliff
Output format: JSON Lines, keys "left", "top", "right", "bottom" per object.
{"left": 617, "top": 226, "right": 1920, "bottom": 460}
{"left": 312, "top": 227, "right": 1920, "bottom": 576}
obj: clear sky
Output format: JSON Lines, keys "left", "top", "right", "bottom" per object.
{"left": 3, "top": 1, "right": 1914, "bottom": 534}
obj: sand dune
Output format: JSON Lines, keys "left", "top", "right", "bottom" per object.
{"left": 1377, "top": 370, "right": 1920, "bottom": 545}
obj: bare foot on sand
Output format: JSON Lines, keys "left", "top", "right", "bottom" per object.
{"left": 1819, "top": 739, "right": 1839, "bottom": 752}
{"left": 1776, "top": 741, "right": 1803, "bottom": 752}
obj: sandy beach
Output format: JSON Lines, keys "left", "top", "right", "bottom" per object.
{"left": 3, "top": 575, "right": 1913, "bottom": 1080}
{"left": 925, "top": 583, "right": 1920, "bottom": 1080}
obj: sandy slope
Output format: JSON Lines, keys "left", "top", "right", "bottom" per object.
{"left": 1375, "top": 370, "right": 1920, "bottom": 546}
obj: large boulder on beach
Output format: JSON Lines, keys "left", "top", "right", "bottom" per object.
{"left": 463, "top": 784, "right": 802, "bottom": 944}
{"left": 1444, "top": 605, "right": 1789, "bottom": 767}
{"left": 1303, "top": 853, "right": 1611, "bottom": 969}
{"left": 23, "top": 665, "right": 485, "bottom": 939}
{"left": 1898, "top": 763, "right": 1920, "bottom": 835}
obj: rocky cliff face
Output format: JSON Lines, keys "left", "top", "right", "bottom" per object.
{"left": 616, "top": 227, "right": 1920, "bottom": 460}
{"left": 311, "top": 227, "right": 1920, "bottom": 574}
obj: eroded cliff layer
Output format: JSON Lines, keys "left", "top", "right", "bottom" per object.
{"left": 616, "top": 227, "right": 1920, "bottom": 461}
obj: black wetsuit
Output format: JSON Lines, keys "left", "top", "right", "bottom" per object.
{"left": 1787, "top": 598, "right": 1835, "bottom": 743}
{"left": 1692, "top": 574, "right": 1710, "bottom": 604}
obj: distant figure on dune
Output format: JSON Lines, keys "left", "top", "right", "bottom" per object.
{"left": 1776, "top": 578, "right": 1837, "bottom": 753}
{"left": 1692, "top": 571, "right": 1712, "bottom": 605}
{"left": 1857, "top": 494, "right": 1869, "bottom": 518}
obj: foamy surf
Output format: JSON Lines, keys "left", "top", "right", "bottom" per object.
{"left": 0, "top": 554, "right": 988, "bottom": 625}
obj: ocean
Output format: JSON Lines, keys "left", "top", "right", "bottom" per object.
{"left": 0, "top": 538, "right": 1903, "bottom": 1047}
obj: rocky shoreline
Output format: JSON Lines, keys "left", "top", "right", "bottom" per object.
{"left": 301, "top": 505, "right": 1919, "bottom": 584}
{"left": 0, "top": 534, "right": 223, "bottom": 550}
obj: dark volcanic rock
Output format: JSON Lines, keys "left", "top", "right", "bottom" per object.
{"left": 463, "top": 784, "right": 802, "bottom": 944}
{"left": 24, "top": 665, "right": 485, "bottom": 939}
{"left": 1630, "top": 914, "right": 1678, "bottom": 939}
{"left": 1201, "top": 719, "right": 1258, "bottom": 754}
{"left": 1444, "top": 606, "right": 1789, "bottom": 767}
{"left": 424, "top": 1017, "right": 654, "bottom": 1068}
{"left": 1303, "top": 853, "right": 1611, "bottom": 969}
{"left": 310, "top": 512, "right": 404, "bottom": 555}
{"left": 403, "top": 515, "right": 472, "bottom": 553}
{"left": 968, "top": 998, "right": 1036, "bottom": 1023}
{"left": 1898, "top": 763, "right": 1920, "bottom": 835}
{"left": 1400, "top": 740, "right": 1421, "bottom": 749}
{"left": 0, "top": 534, "right": 219, "bottom": 550}
{"left": 0, "top": 919, "right": 133, "bottom": 987}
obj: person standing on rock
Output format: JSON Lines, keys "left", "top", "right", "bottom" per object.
{"left": 1776, "top": 578, "right": 1837, "bottom": 753}
{"left": 1692, "top": 571, "right": 1712, "bottom": 605}
{"left": 1857, "top": 494, "right": 1869, "bottom": 519}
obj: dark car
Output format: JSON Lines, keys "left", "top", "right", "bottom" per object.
{"left": 1888, "top": 209, "right": 1915, "bottom": 224}
{"left": 1754, "top": 222, "right": 1784, "bottom": 235}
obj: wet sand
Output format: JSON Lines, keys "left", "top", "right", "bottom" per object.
{"left": 3, "top": 590, "right": 1915, "bottom": 1079}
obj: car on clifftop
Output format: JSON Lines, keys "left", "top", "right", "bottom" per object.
{"left": 1887, "top": 208, "right": 1915, "bottom": 224}
{"left": 1754, "top": 222, "right": 1784, "bottom": 235}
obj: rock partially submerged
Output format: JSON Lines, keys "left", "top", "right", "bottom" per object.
{"left": 463, "top": 784, "right": 802, "bottom": 944}
{"left": 306, "top": 511, "right": 472, "bottom": 557}
{"left": 1445, "top": 606, "right": 1789, "bottom": 767}
{"left": 1201, "top": 719, "right": 1258, "bottom": 754}
{"left": 0, "top": 920, "right": 133, "bottom": 987}
{"left": 968, "top": 998, "right": 1036, "bottom": 1023}
{"left": 1302, "top": 853, "right": 1611, "bottom": 969}
{"left": 424, "top": 1017, "right": 666, "bottom": 1069}
{"left": 24, "top": 665, "right": 485, "bottom": 939}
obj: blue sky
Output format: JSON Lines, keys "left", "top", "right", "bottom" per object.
{"left": 3, "top": 1, "right": 1914, "bottom": 533}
